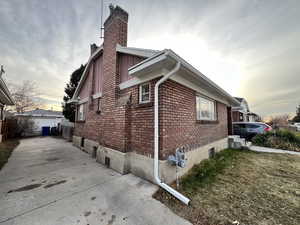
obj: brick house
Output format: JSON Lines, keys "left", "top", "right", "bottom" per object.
{"left": 70, "top": 5, "right": 240, "bottom": 185}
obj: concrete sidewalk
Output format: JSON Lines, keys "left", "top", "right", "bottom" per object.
{"left": 250, "top": 145, "right": 300, "bottom": 155}
{"left": 0, "top": 137, "right": 191, "bottom": 225}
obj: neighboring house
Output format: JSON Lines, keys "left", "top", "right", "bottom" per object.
{"left": 248, "top": 112, "right": 261, "bottom": 122}
{"left": 15, "top": 109, "right": 63, "bottom": 136}
{"left": 232, "top": 97, "right": 250, "bottom": 122}
{"left": 0, "top": 66, "right": 14, "bottom": 142}
{"left": 232, "top": 97, "right": 260, "bottom": 122}
{"left": 70, "top": 5, "right": 240, "bottom": 184}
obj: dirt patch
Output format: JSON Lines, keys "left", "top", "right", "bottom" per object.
{"left": 107, "top": 215, "right": 116, "bottom": 225}
{"left": 84, "top": 211, "right": 91, "bottom": 217}
{"left": 43, "top": 180, "right": 67, "bottom": 188}
{"left": 154, "top": 149, "right": 300, "bottom": 225}
{"left": 8, "top": 183, "right": 42, "bottom": 193}
{"left": 91, "top": 196, "right": 96, "bottom": 200}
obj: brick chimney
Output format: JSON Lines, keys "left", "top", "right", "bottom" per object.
{"left": 102, "top": 5, "right": 128, "bottom": 108}
{"left": 104, "top": 5, "right": 128, "bottom": 47}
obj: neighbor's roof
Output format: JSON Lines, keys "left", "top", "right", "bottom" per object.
{"left": 15, "top": 109, "right": 63, "bottom": 118}
{"left": 70, "top": 44, "right": 159, "bottom": 102}
{"left": 0, "top": 77, "right": 14, "bottom": 106}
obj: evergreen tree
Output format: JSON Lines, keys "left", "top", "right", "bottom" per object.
{"left": 292, "top": 104, "right": 300, "bottom": 122}
{"left": 62, "top": 64, "right": 85, "bottom": 122}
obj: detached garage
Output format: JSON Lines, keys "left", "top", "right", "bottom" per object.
{"left": 15, "top": 109, "right": 63, "bottom": 136}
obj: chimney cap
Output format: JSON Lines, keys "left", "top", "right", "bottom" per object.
{"left": 109, "top": 4, "right": 114, "bottom": 14}
{"left": 104, "top": 5, "right": 128, "bottom": 26}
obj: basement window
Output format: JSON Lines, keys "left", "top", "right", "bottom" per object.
{"left": 139, "top": 83, "right": 150, "bottom": 103}
{"left": 196, "top": 96, "right": 216, "bottom": 121}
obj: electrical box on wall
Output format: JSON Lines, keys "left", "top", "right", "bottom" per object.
{"left": 167, "top": 147, "right": 187, "bottom": 168}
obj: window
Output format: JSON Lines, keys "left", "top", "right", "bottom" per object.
{"left": 139, "top": 83, "right": 150, "bottom": 103}
{"left": 196, "top": 96, "right": 216, "bottom": 121}
{"left": 78, "top": 104, "right": 85, "bottom": 121}
{"left": 246, "top": 124, "right": 260, "bottom": 129}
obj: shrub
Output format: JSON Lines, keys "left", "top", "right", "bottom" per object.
{"left": 252, "top": 129, "right": 300, "bottom": 152}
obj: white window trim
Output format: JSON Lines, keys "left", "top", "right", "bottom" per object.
{"left": 139, "top": 82, "right": 151, "bottom": 104}
{"left": 196, "top": 95, "right": 217, "bottom": 121}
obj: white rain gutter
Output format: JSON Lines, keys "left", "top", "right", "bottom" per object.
{"left": 154, "top": 60, "right": 190, "bottom": 205}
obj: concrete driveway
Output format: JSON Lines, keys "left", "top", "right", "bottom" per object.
{"left": 0, "top": 137, "right": 191, "bottom": 225}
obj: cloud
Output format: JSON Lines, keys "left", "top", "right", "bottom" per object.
{"left": 0, "top": 0, "right": 299, "bottom": 117}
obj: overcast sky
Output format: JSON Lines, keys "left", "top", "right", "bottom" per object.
{"left": 0, "top": 0, "right": 299, "bottom": 117}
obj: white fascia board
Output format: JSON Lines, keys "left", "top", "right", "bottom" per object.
{"left": 116, "top": 44, "right": 158, "bottom": 58}
{"left": 166, "top": 50, "right": 240, "bottom": 106}
{"left": 128, "top": 51, "right": 167, "bottom": 75}
{"left": 78, "top": 97, "right": 88, "bottom": 104}
{"left": 92, "top": 92, "right": 102, "bottom": 99}
{"left": 72, "top": 46, "right": 103, "bottom": 100}
{"left": 120, "top": 70, "right": 165, "bottom": 90}
{"left": 67, "top": 99, "right": 78, "bottom": 104}
{"left": 232, "top": 106, "right": 244, "bottom": 111}
{"left": 128, "top": 49, "right": 239, "bottom": 106}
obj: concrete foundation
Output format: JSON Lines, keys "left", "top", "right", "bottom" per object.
{"left": 73, "top": 135, "right": 228, "bottom": 184}
{"left": 72, "top": 136, "right": 99, "bottom": 156}
{"left": 96, "top": 145, "right": 130, "bottom": 174}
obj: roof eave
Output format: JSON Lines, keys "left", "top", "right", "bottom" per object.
{"left": 72, "top": 46, "right": 103, "bottom": 100}
{"left": 129, "top": 49, "right": 240, "bottom": 106}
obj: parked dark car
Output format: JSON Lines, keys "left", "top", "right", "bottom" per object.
{"left": 233, "top": 122, "right": 272, "bottom": 141}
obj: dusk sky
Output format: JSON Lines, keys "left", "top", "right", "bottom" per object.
{"left": 0, "top": 0, "right": 299, "bottom": 118}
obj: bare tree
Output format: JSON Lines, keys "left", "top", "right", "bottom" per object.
{"left": 8, "top": 80, "right": 44, "bottom": 113}
{"left": 16, "top": 117, "right": 37, "bottom": 137}
{"left": 268, "top": 114, "right": 290, "bottom": 129}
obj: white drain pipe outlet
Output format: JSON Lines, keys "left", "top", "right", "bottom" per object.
{"left": 154, "top": 60, "right": 190, "bottom": 205}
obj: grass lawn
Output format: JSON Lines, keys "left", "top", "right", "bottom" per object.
{"left": 0, "top": 139, "right": 20, "bottom": 170}
{"left": 154, "top": 149, "right": 300, "bottom": 225}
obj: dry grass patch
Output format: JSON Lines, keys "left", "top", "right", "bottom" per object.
{"left": 0, "top": 139, "right": 20, "bottom": 170}
{"left": 154, "top": 149, "right": 300, "bottom": 225}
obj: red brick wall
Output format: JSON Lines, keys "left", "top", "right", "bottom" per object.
{"left": 75, "top": 76, "right": 230, "bottom": 159}
{"left": 159, "top": 80, "right": 229, "bottom": 159}
{"left": 74, "top": 6, "right": 129, "bottom": 152}
{"left": 119, "top": 79, "right": 158, "bottom": 157}
{"left": 74, "top": 6, "right": 230, "bottom": 160}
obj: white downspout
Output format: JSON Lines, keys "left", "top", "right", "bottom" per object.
{"left": 154, "top": 60, "right": 190, "bottom": 205}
